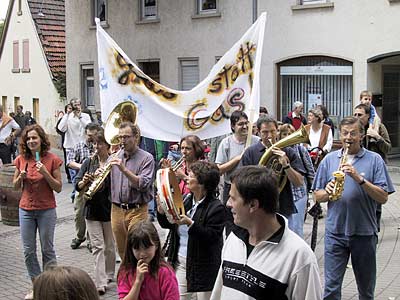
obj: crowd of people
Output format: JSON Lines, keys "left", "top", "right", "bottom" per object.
{"left": 0, "top": 91, "right": 395, "bottom": 300}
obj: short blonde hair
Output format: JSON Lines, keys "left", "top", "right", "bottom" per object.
{"left": 308, "top": 108, "right": 323, "bottom": 123}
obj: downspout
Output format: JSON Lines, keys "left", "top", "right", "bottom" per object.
{"left": 252, "top": 0, "right": 257, "bottom": 23}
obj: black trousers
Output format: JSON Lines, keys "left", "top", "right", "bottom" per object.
{"left": 0, "top": 143, "right": 12, "bottom": 164}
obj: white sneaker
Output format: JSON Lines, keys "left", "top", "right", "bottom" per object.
{"left": 24, "top": 290, "right": 34, "bottom": 300}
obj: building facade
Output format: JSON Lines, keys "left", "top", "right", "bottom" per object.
{"left": 66, "top": 0, "right": 400, "bottom": 154}
{"left": 0, "top": 0, "right": 65, "bottom": 141}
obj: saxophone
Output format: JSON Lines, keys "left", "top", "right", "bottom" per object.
{"left": 328, "top": 143, "right": 349, "bottom": 201}
{"left": 75, "top": 151, "right": 97, "bottom": 199}
{"left": 83, "top": 147, "right": 123, "bottom": 201}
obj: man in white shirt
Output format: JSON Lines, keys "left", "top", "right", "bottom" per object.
{"left": 57, "top": 98, "right": 91, "bottom": 185}
{"left": 211, "top": 166, "right": 322, "bottom": 300}
{"left": 0, "top": 105, "right": 21, "bottom": 164}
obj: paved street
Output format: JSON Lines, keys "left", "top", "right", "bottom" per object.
{"left": 0, "top": 152, "right": 399, "bottom": 300}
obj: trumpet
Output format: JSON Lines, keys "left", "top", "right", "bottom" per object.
{"left": 171, "top": 156, "right": 185, "bottom": 172}
{"left": 84, "top": 147, "right": 123, "bottom": 201}
{"left": 328, "top": 143, "right": 350, "bottom": 201}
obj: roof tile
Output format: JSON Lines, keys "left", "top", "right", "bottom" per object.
{"left": 27, "top": 0, "right": 66, "bottom": 78}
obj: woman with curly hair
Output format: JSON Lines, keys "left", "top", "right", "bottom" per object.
{"left": 157, "top": 161, "right": 226, "bottom": 300}
{"left": 12, "top": 124, "right": 63, "bottom": 300}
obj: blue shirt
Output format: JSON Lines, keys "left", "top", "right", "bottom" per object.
{"left": 241, "top": 141, "right": 306, "bottom": 216}
{"left": 312, "top": 147, "right": 395, "bottom": 236}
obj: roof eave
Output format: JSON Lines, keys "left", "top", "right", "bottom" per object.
{"left": 0, "top": 0, "right": 16, "bottom": 61}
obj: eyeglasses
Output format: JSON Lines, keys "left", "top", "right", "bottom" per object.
{"left": 353, "top": 113, "right": 364, "bottom": 117}
{"left": 118, "top": 135, "right": 133, "bottom": 140}
{"left": 340, "top": 131, "right": 359, "bottom": 137}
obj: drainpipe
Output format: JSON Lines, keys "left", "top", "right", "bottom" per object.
{"left": 252, "top": 0, "right": 257, "bottom": 23}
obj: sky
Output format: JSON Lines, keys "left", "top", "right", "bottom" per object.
{"left": 0, "top": 0, "right": 11, "bottom": 21}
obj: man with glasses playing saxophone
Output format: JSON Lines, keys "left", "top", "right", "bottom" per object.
{"left": 312, "top": 116, "right": 395, "bottom": 300}
{"left": 108, "top": 122, "right": 155, "bottom": 259}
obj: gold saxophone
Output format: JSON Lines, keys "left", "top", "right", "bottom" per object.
{"left": 329, "top": 143, "right": 349, "bottom": 201}
{"left": 84, "top": 148, "right": 123, "bottom": 201}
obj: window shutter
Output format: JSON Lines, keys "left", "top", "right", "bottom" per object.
{"left": 181, "top": 60, "right": 199, "bottom": 91}
{"left": 23, "top": 39, "right": 30, "bottom": 71}
{"left": 13, "top": 41, "right": 19, "bottom": 70}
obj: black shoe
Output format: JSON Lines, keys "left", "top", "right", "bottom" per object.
{"left": 87, "top": 243, "right": 92, "bottom": 253}
{"left": 97, "top": 287, "right": 106, "bottom": 295}
{"left": 70, "top": 237, "right": 86, "bottom": 249}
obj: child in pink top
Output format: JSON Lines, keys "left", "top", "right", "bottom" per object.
{"left": 117, "top": 220, "right": 179, "bottom": 300}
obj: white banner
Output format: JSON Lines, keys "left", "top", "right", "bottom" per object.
{"left": 96, "top": 13, "right": 266, "bottom": 141}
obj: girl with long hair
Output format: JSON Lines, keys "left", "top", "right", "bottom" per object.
{"left": 117, "top": 220, "right": 179, "bottom": 300}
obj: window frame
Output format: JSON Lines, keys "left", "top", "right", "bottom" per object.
{"left": 139, "top": 0, "right": 158, "bottom": 21}
{"left": 80, "top": 63, "right": 95, "bottom": 108}
{"left": 197, "top": 0, "right": 218, "bottom": 14}
{"left": 91, "top": 0, "right": 108, "bottom": 26}
{"left": 137, "top": 59, "right": 160, "bottom": 83}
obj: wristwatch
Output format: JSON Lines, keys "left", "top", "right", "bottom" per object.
{"left": 359, "top": 177, "right": 366, "bottom": 186}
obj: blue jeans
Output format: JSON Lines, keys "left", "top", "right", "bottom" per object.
{"left": 324, "top": 231, "right": 377, "bottom": 300}
{"left": 19, "top": 208, "right": 57, "bottom": 279}
{"left": 148, "top": 199, "right": 156, "bottom": 218}
{"left": 288, "top": 188, "right": 308, "bottom": 237}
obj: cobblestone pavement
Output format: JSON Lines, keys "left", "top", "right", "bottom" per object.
{"left": 0, "top": 154, "right": 399, "bottom": 300}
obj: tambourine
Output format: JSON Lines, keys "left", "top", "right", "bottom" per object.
{"left": 156, "top": 168, "right": 185, "bottom": 223}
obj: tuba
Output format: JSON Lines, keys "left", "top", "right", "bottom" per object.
{"left": 258, "top": 125, "right": 310, "bottom": 192}
{"left": 104, "top": 101, "right": 138, "bottom": 145}
{"left": 84, "top": 101, "right": 137, "bottom": 201}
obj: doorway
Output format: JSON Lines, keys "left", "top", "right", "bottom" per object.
{"left": 382, "top": 66, "right": 400, "bottom": 155}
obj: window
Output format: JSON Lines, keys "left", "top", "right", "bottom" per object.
{"left": 33, "top": 98, "right": 39, "bottom": 123}
{"left": 198, "top": 0, "right": 217, "bottom": 13}
{"left": 278, "top": 56, "right": 353, "bottom": 140}
{"left": 81, "top": 64, "right": 95, "bottom": 107}
{"left": 179, "top": 59, "right": 199, "bottom": 91}
{"left": 1, "top": 96, "right": 7, "bottom": 114}
{"left": 140, "top": 0, "right": 158, "bottom": 20}
{"left": 14, "top": 97, "right": 20, "bottom": 112}
{"left": 138, "top": 60, "right": 160, "bottom": 83}
{"left": 22, "top": 39, "right": 30, "bottom": 72}
{"left": 12, "top": 41, "right": 20, "bottom": 73}
{"left": 92, "top": 0, "right": 107, "bottom": 23}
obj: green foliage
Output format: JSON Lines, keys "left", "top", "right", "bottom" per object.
{"left": 54, "top": 73, "right": 67, "bottom": 98}
{"left": 0, "top": 21, "right": 4, "bottom": 40}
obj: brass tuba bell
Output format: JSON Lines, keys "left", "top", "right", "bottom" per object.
{"left": 104, "top": 101, "right": 138, "bottom": 145}
{"left": 258, "top": 125, "right": 310, "bottom": 192}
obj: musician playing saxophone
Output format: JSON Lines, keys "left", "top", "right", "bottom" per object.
{"left": 74, "top": 130, "right": 115, "bottom": 295}
{"left": 312, "top": 116, "right": 395, "bottom": 300}
{"left": 108, "top": 122, "right": 155, "bottom": 259}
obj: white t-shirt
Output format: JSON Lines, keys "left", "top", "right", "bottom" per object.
{"left": 308, "top": 126, "right": 333, "bottom": 152}
{"left": 0, "top": 118, "right": 20, "bottom": 143}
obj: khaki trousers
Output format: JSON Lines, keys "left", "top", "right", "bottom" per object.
{"left": 86, "top": 220, "right": 116, "bottom": 288}
{"left": 111, "top": 204, "right": 148, "bottom": 259}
